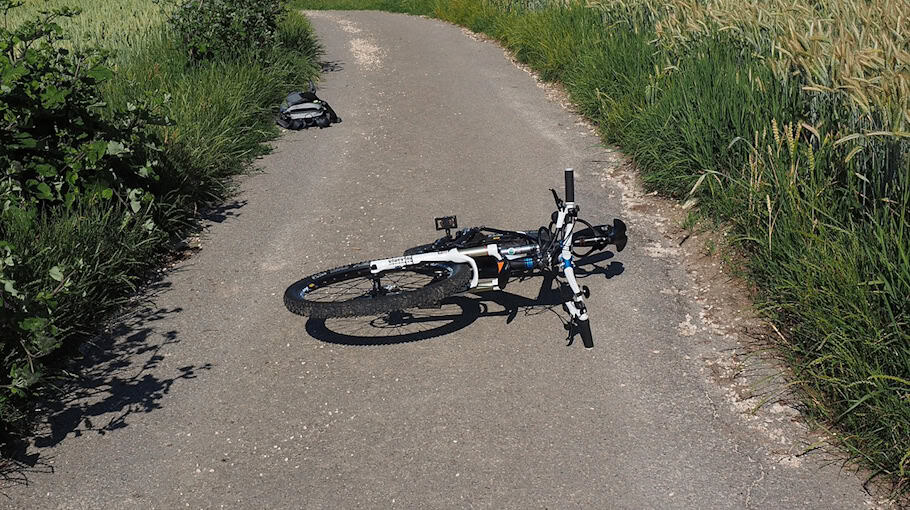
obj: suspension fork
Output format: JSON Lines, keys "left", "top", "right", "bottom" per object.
{"left": 559, "top": 221, "right": 592, "bottom": 345}
{"left": 555, "top": 168, "right": 594, "bottom": 348}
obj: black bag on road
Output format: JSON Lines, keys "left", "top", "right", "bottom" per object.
{"left": 277, "top": 85, "right": 341, "bottom": 130}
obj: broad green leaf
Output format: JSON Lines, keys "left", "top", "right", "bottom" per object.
{"left": 86, "top": 65, "right": 113, "bottom": 83}
{"left": 49, "top": 266, "right": 64, "bottom": 282}
{"left": 85, "top": 140, "right": 107, "bottom": 164}
{"left": 2, "top": 280, "right": 21, "bottom": 299}
{"left": 35, "top": 164, "right": 57, "bottom": 177}
{"left": 106, "top": 140, "right": 128, "bottom": 156}
{"left": 40, "top": 85, "right": 66, "bottom": 108}
{"left": 34, "top": 182, "right": 53, "bottom": 200}
{"left": 19, "top": 317, "right": 46, "bottom": 332}
{"left": 12, "top": 132, "right": 37, "bottom": 149}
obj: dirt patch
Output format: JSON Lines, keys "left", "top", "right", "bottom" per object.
{"left": 305, "top": 11, "right": 384, "bottom": 71}
{"left": 349, "top": 38, "right": 384, "bottom": 71}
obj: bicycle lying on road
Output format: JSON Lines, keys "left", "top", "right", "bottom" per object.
{"left": 284, "top": 168, "right": 627, "bottom": 348}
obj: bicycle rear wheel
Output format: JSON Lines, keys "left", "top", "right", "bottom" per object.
{"left": 284, "top": 261, "right": 472, "bottom": 319}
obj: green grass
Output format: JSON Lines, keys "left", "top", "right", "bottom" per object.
{"left": 106, "top": 16, "right": 321, "bottom": 206}
{"left": 295, "top": 0, "right": 909, "bottom": 495}
{"left": 0, "top": 3, "right": 321, "bottom": 435}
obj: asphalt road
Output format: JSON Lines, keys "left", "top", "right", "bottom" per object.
{"left": 3, "top": 11, "right": 874, "bottom": 509}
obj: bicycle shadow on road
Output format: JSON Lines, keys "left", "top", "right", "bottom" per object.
{"left": 304, "top": 257, "right": 624, "bottom": 346}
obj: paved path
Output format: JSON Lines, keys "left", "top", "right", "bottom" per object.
{"left": 3, "top": 11, "right": 872, "bottom": 509}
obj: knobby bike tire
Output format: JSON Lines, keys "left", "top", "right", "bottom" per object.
{"left": 284, "top": 261, "right": 472, "bottom": 319}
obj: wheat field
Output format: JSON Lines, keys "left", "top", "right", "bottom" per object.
{"left": 4, "top": 0, "right": 168, "bottom": 50}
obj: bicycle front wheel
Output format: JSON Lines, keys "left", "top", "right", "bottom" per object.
{"left": 284, "top": 261, "right": 472, "bottom": 319}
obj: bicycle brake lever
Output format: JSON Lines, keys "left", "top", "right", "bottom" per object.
{"left": 549, "top": 188, "right": 564, "bottom": 209}
{"left": 564, "top": 321, "right": 575, "bottom": 346}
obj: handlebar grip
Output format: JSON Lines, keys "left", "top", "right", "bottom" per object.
{"left": 564, "top": 168, "right": 575, "bottom": 203}
{"left": 578, "top": 318, "right": 593, "bottom": 348}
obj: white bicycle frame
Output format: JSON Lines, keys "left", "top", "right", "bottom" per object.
{"left": 553, "top": 199, "right": 589, "bottom": 324}
{"left": 370, "top": 249, "right": 480, "bottom": 288}
{"left": 368, "top": 168, "right": 589, "bottom": 324}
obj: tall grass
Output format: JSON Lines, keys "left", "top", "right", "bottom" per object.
{"left": 589, "top": 0, "right": 910, "bottom": 231}
{"left": 106, "top": 16, "right": 321, "bottom": 207}
{"left": 1, "top": 3, "right": 321, "bottom": 435}
{"left": 295, "top": 0, "right": 909, "bottom": 494}
{"left": 593, "top": 0, "right": 910, "bottom": 133}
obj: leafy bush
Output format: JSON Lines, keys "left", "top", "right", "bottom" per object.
{"left": 1, "top": 4, "right": 163, "bottom": 213}
{"left": 0, "top": 0, "right": 164, "bottom": 428}
{"left": 167, "top": 0, "right": 288, "bottom": 61}
{"left": 1, "top": 0, "right": 321, "bottom": 435}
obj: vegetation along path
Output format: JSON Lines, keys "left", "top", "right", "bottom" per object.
{"left": 4, "top": 10, "right": 881, "bottom": 508}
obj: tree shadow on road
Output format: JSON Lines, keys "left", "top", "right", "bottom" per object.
{"left": 0, "top": 438, "right": 51, "bottom": 498}
{"left": 304, "top": 258, "right": 624, "bottom": 346}
{"left": 31, "top": 305, "right": 212, "bottom": 448}
{"left": 0, "top": 287, "right": 212, "bottom": 492}
{"left": 203, "top": 199, "right": 247, "bottom": 224}
{"left": 320, "top": 60, "right": 345, "bottom": 73}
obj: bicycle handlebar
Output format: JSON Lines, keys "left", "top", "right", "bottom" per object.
{"left": 578, "top": 318, "right": 593, "bottom": 349}
{"left": 564, "top": 168, "right": 575, "bottom": 203}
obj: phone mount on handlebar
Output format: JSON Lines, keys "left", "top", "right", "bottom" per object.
{"left": 435, "top": 215, "right": 458, "bottom": 238}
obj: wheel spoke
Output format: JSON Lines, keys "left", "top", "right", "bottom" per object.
{"left": 304, "top": 264, "right": 450, "bottom": 304}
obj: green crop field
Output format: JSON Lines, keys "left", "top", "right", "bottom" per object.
{"left": 5, "top": 0, "right": 169, "bottom": 51}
